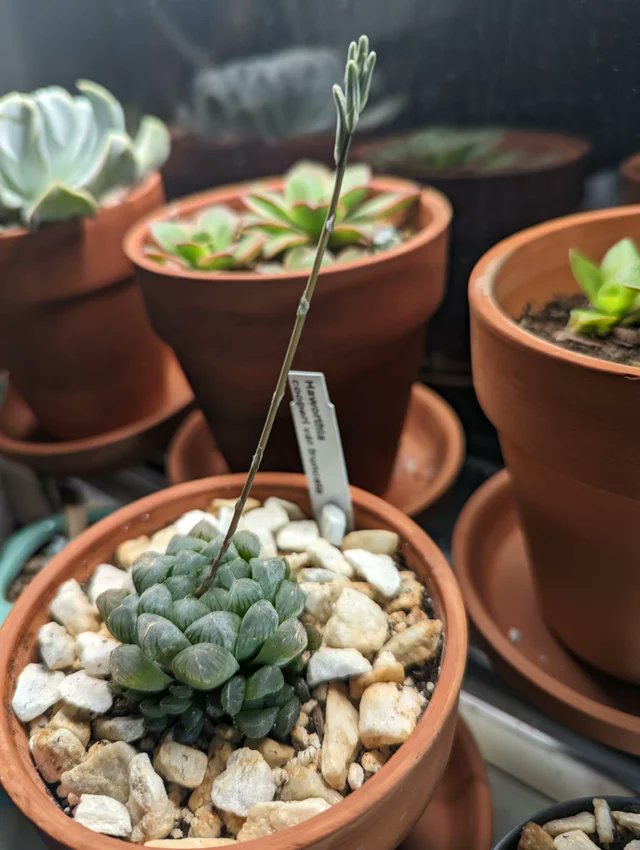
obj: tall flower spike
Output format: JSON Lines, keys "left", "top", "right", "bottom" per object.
{"left": 333, "top": 36, "right": 377, "bottom": 164}
{"left": 197, "top": 35, "right": 376, "bottom": 593}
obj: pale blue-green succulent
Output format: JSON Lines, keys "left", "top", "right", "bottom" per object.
{"left": 0, "top": 80, "right": 170, "bottom": 227}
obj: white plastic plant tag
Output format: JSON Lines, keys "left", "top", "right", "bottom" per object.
{"left": 288, "top": 371, "right": 354, "bottom": 528}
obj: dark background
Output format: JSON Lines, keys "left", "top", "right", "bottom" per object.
{"left": 0, "top": 0, "right": 637, "bottom": 171}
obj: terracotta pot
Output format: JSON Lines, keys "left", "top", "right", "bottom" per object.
{"left": 469, "top": 205, "right": 640, "bottom": 683}
{"left": 355, "top": 130, "right": 589, "bottom": 385}
{"left": 493, "top": 796, "right": 640, "bottom": 850}
{"left": 619, "top": 152, "right": 640, "bottom": 204}
{"left": 162, "top": 127, "right": 337, "bottom": 199}
{"left": 0, "top": 174, "right": 169, "bottom": 440}
{"left": 126, "top": 178, "right": 451, "bottom": 495}
{"left": 0, "top": 472, "right": 467, "bottom": 850}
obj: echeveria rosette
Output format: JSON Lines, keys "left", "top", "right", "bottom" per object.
{"left": 99, "top": 522, "right": 311, "bottom": 744}
{"left": 0, "top": 80, "right": 169, "bottom": 228}
{"left": 147, "top": 205, "right": 265, "bottom": 271}
{"left": 567, "top": 237, "right": 640, "bottom": 337}
{"left": 243, "top": 160, "right": 420, "bottom": 270}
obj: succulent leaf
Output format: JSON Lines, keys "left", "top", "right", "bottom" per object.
{"left": 272, "top": 697, "right": 302, "bottom": 740}
{"left": 0, "top": 80, "right": 168, "bottom": 227}
{"left": 235, "top": 706, "right": 280, "bottom": 740}
{"left": 235, "top": 599, "right": 279, "bottom": 661}
{"left": 111, "top": 644, "right": 173, "bottom": 692}
{"left": 250, "top": 558, "right": 287, "bottom": 601}
{"left": 185, "top": 611, "right": 241, "bottom": 650}
{"left": 227, "top": 577, "right": 263, "bottom": 616}
{"left": 107, "top": 595, "right": 139, "bottom": 643}
{"left": 171, "top": 643, "right": 239, "bottom": 690}
{"left": 245, "top": 666, "right": 284, "bottom": 702}
{"left": 96, "top": 587, "right": 130, "bottom": 623}
{"left": 136, "top": 613, "right": 191, "bottom": 668}
{"left": 221, "top": 674, "right": 246, "bottom": 716}
{"left": 274, "top": 580, "right": 305, "bottom": 621}
{"left": 253, "top": 618, "right": 308, "bottom": 667}
{"left": 168, "top": 597, "right": 211, "bottom": 631}
{"left": 138, "top": 584, "right": 174, "bottom": 617}
{"left": 232, "top": 531, "right": 262, "bottom": 562}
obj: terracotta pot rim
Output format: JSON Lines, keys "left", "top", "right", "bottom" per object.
{"left": 356, "top": 128, "right": 590, "bottom": 181}
{"left": 123, "top": 175, "right": 452, "bottom": 282}
{"left": 469, "top": 203, "right": 640, "bottom": 378}
{"left": 452, "top": 469, "right": 640, "bottom": 735}
{"left": 0, "top": 472, "right": 467, "bottom": 850}
{"left": 0, "top": 172, "right": 163, "bottom": 244}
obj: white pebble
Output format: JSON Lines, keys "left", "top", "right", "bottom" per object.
{"left": 343, "top": 549, "right": 401, "bottom": 598}
{"left": 306, "top": 538, "right": 353, "bottom": 577}
{"left": 264, "top": 497, "right": 306, "bottom": 520}
{"left": 74, "top": 794, "right": 132, "bottom": 837}
{"left": 38, "top": 622, "right": 76, "bottom": 670}
{"left": 241, "top": 503, "right": 290, "bottom": 534}
{"left": 276, "top": 520, "right": 319, "bottom": 552}
{"left": 76, "top": 631, "right": 119, "bottom": 677}
{"left": 319, "top": 503, "right": 347, "bottom": 546}
{"left": 347, "top": 762, "right": 364, "bottom": 790}
{"left": 93, "top": 715, "right": 146, "bottom": 743}
{"left": 306, "top": 647, "right": 372, "bottom": 688}
{"left": 175, "top": 510, "right": 218, "bottom": 537}
{"left": 50, "top": 579, "right": 99, "bottom": 635}
{"left": 12, "top": 663, "right": 64, "bottom": 722}
{"left": 60, "top": 670, "right": 113, "bottom": 714}
{"left": 87, "top": 563, "right": 134, "bottom": 604}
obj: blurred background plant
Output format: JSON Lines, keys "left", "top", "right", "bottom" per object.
{"left": 360, "top": 126, "right": 562, "bottom": 176}
{"left": 0, "top": 80, "right": 169, "bottom": 227}
{"left": 176, "top": 47, "right": 404, "bottom": 143}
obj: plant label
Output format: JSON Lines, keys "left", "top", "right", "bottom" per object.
{"left": 288, "top": 371, "right": 353, "bottom": 527}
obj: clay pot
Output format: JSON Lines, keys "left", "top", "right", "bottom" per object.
{"left": 355, "top": 130, "right": 589, "bottom": 385}
{"left": 125, "top": 178, "right": 451, "bottom": 495}
{"left": 619, "top": 152, "right": 640, "bottom": 204}
{"left": 469, "top": 205, "right": 640, "bottom": 683}
{"left": 0, "top": 472, "right": 467, "bottom": 850}
{"left": 162, "top": 127, "right": 336, "bottom": 199}
{"left": 0, "top": 174, "right": 169, "bottom": 440}
{"left": 493, "top": 796, "right": 640, "bottom": 850}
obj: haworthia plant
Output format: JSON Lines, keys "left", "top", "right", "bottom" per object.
{"left": 567, "top": 238, "right": 640, "bottom": 336}
{"left": 0, "top": 80, "right": 170, "bottom": 227}
{"left": 101, "top": 520, "right": 310, "bottom": 743}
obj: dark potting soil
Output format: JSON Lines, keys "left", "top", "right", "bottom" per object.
{"left": 519, "top": 295, "right": 640, "bottom": 367}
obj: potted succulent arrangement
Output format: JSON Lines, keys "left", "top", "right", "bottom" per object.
{"left": 354, "top": 126, "right": 589, "bottom": 386}
{"left": 160, "top": 42, "right": 404, "bottom": 198}
{"left": 125, "top": 89, "right": 451, "bottom": 497}
{"left": 494, "top": 796, "right": 640, "bottom": 850}
{"left": 469, "top": 204, "right": 640, "bottom": 684}
{"left": 0, "top": 80, "right": 171, "bottom": 440}
{"left": 0, "top": 36, "right": 467, "bottom": 850}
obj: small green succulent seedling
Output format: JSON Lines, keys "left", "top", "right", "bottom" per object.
{"left": 100, "top": 521, "right": 315, "bottom": 743}
{"left": 148, "top": 206, "right": 264, "bottom": 271}
{"left": 567, "top": 238, "right": 640, "bottom": 336}
{"left": 243, "top": 160, "right": 419, "bottom": 269}
{"left": 0, "top": 80, "right": 169, "bottom": 227}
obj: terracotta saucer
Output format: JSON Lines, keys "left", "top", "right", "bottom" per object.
{"left": 167, "top": 383, "right": 465, "bottom": 516}
{"left": 0, "top": 354, "right": 193, "bottom": 477}
{"left": 401, "top": 719, "right": 492, "bottom": 850}
{"left": 452, "top": 469, "right": 640, "bottom": 755}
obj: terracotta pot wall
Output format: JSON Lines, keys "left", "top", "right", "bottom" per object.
{"left": 0, "top": 174, "right": 169, "bottom": 440}
{"left": 469, "top": 205, "right": 640, "bottom": 683}
{"left": 127, "top": 178, "right": 451, "bottom": 495}
{"left": 0, "top": 473, "right": 467, "bottom": 850}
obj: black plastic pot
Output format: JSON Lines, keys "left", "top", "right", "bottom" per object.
{"left": 494, "top": 797, "right": 640, "bottom": 850}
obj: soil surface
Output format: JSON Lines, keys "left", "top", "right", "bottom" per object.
{"left": 519, "top": 295, "right": 640, "bottom": 367}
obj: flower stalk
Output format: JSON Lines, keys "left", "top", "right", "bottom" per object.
{"left": 196, "top": 35, "right": 376, "bottom": 596}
